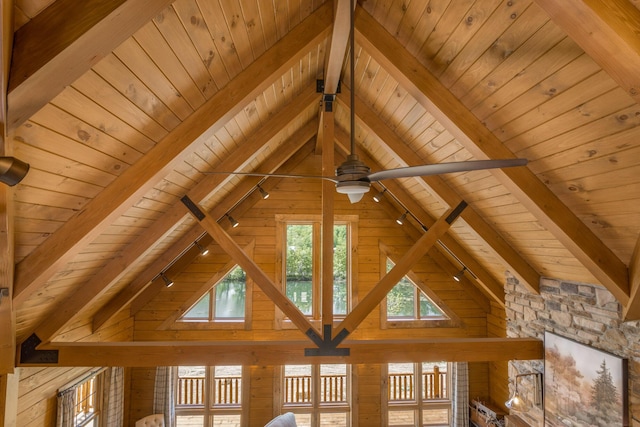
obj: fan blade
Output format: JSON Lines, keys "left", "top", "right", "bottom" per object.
{"left": 366, "top": 159, "right": 528, "bottom": 182}
{"left": 204, "top": 171, "right": 338, "bottom": 183}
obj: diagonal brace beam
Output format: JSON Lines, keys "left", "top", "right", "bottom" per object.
{"left": 180, "top": 196, "right": 322, "bottom": 346}
{"left": 335, "top": 201, "right": 467, "bottom": 342}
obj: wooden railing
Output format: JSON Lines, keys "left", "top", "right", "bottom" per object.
{"left": 284, "top": 374, "right": 347, "bottom": 404}
{"left": 177, "top": 376, "right": 241, "bottom": 406}
{"left": 388, "top": 367, "right": 448, "bottom": 401}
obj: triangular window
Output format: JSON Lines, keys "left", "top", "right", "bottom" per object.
{"left": 182, "top": 265, "right": 246, "bottom": 321}
{"left": 386, "top": 259, "right": 447, "bottom": 320}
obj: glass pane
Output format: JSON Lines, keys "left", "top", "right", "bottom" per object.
{"left": 176, "top": 415, "right": 203, "bottom": 426}
{"left": 389, "top": 363, "right": 415, "bottom": 401}
{"left": 293, "top": 413, "right": 311, "bottom": 427}
{"left": 320, "top": 364, "right": 347, "bottom": 403}
{"left": 284, "top": 365, "right": 312, "bottom": 404}
{"left": 215, "top": 266, "right": 246, "bottom": 319}
{"left": 422, "top": 407, "right": 450, "bottom": 425}
{"left": 422, "top": 363, "right": 448, "bottom": 400}
{"left": 286, "top": 224, "right": 314, "bottom": 315}
{"left": 333, "top": 224, "right": 348, "bottom": 315}
{"left": 212, "top": 414, "right": 242, "bottom": 426}
{"left": 321, "top": 412, "right": 348, "bottom": 426}
{"left": 74, "top": 376, "right": 97, "bottom": 425}
{"left": 213, "top": 366, "right": 242, "bottom": 405}
{"left": 183, "top": 292, "right": 210, "bottom": 320}
{"left": 177, "top": 367, "right": 205, "bottom": 406}
{"left": 419, "top": 292, "right": 445, "bottom": 318}
{"left": 386, "top": 259, "right": 416, "bottom": 319}
{"left": 388, "top": 410, "right": 415, "bottom": 426}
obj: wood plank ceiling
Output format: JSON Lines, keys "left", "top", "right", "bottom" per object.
{"left": 2, "top": 0, "right": 639, "bottom": 367}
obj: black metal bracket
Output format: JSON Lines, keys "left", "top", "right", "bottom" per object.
{"left": 20, "top": 333, "right": 58, "bottom": 364}
{"left": 305, "top": 325, "right": 350, "bottom": 356}
{"left": 446, "top": 200, "right": 468, "bottom": 224}
{"left": 316, "top": 79, "right": 341, "bottom": 94}
{"left": 181, "top": 195, "right": 205, "bottom": 220}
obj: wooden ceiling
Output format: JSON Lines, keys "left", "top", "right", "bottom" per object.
{"left": 2, "top": 0, "right": 639, "bottom": 368}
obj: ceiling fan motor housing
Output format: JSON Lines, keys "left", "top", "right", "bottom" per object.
{"left": 336, "top": 154, "right": 372, "bottom": 203}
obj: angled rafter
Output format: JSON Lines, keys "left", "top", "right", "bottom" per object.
{"left": 93, "top": 121, "right": 319, "bottom": 331}
{"left": 336, "top": 87, "right": 540, "bottom": 294}
{"left": 7, "top": 0, "right": 175, "bottom": 132}
{"left": 12, "top": 3, "right": 333, "bottom": 307}
{"left": 334, "top": 128, "right": 499, "bottom": 309}
{"left": 336, "top": 202, "right": 467, "bottom": 338}
{"left": 22, "top": 337, "right": 543, "bottom": 367}
{"left": 32, "top": 100, "right": 319, "bottom": 343}
{"left": 533, "top": 0, "right": 640, "bottom": 105}
{"left": 355, "top": 6, "right": 629, "bottom": 303}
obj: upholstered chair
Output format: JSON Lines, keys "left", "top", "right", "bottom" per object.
{"left": 135, "top": 413, "right": 165, "bottom": 427}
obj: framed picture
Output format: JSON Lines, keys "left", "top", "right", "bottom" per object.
{"left": 544, "top": 331, "right": 628, "bottom": 426}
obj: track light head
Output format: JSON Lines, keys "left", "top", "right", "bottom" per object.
{"left": 160, "top": 273, "right": 174, "bottom": 288}
{"left": 0, "top": 157, "right": 29, "bottom": 186}
{"left": 227, "top": 214, "right": 239, "bottom": 228}
{"left": 373, "top": 189, "right": 386, "bottom": 203}
{"left": 453, "top": 267, "right": 466, "bottom": 282}
{"left": 195, "top": 241, "right": 210, "bottom": 256}
{"left": 396, "top": 212, "right": 407, "bottom": 225}
{"left": 257, "top": 185, "right": 270, "bottom": 199}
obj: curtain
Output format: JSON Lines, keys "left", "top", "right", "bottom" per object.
{"left": 154, "top": 366, "right": 176, "bottom": 427}
{"left": 56, "top": 388, "right": 76, "bottom": 427}
{"left": 103, "top": 367, "right": 124, "bottom": 427}
{"left": 451, "top": 362, "right": 469, "bottom": 427}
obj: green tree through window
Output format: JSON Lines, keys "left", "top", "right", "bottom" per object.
{"left": 386, "top": 259, "right": 444, "bottom": 320}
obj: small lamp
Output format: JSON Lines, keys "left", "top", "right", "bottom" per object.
{"left": 373, "top": 189, "right": 386, "bottom": 203}
{"left": 227, "top": 214, "right": 239, "bottom": 228}
{"left": 257, "top": 185, "right": 270, "bottom": 199}
{"left": 396, "top": 211, "right": 408, "bottom": 225}
{"left": 160, "top": 273, "right": 174, "bottom": 288}
{"left": 195, "top": 241, "right": 210, "bottom": 256}
{"left": 506, "top": 372, "right": 542, "bottom": 412}
{"left": 453, "top": 267, "right": 466, "bottom": 282}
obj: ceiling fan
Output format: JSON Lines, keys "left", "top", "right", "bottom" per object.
{"left": 207, "top": 1, "right": 528, "bottom": 203}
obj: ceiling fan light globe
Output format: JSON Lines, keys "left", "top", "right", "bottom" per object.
{"left": 336, "top": 181, "right": 370, "bottom": 203}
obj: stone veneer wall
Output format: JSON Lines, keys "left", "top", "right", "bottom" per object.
{"left": 504, "top": 274, "right": 640, "bottom": 426}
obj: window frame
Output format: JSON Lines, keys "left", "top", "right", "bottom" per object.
{"left": 379, "top": 242, "right": 460, "bottom": 329}
{"left": 175, "top": 365, "right": 249, "bottom": 426}
{"left": 277, "top": 364, "right": 352, "bottom": 427}
{"left": 165, "top": 244, "right": 255, "bottom": 330}
{"left": 275, "top": 214, "right": 358, "bottom": 329}
{"left": 384, "top": 362, "right": 452, "bottom": 427}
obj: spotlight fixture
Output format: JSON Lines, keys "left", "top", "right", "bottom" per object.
{"left": 453, "top": 267, "right": 467, "bottom": 282}
{"left": 227, "top": 214, "right": 239, "bottom": 228}
{"left": 257, "top": 185, "right": 270, "bottom": 199}
{"left": 373, "top": 189, "right": 386, "bottom": 203}
{"left": 0, "top": 157, "right": 29, "bottom": 186}
{"left": 505, "top": 372, "right": 542, "bottom": 412}
{"left": 396, "top": 211, "right": 408, "bottom": 225}
{"left": 195, "top": 241, "right": 210, "bottom": 256}
{"left": 160, "top": 273, "right": 174, "bottom": 288}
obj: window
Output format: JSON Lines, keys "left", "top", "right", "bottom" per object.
{"left": 276, "top": 215, "right": 357, "bottom": 325}
{"left": 175, "top": 365, "right": 246, "bottom": 427}
{"left": 385, "top": 259, "right": 445, "bottom": 321}
{"left": 280, "top": 364, "right": 351, "bottom": 426}
{"left": 386, "top": 362, "right": 451, "bottom": 427}
{"left": 380, "top": 244, "right": 461, "bottom": 329}
{"left": 74, "top": 373, "right": 102, "bottom": 426}
{"left": 182, "top": 265, "right": 247, "bottom": 321}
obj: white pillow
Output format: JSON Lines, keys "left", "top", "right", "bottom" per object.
{"left": 264, "top": 412, "right": 297, "bottom": 427}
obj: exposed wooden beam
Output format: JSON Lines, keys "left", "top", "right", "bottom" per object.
{"left": 323, "top": 0, "right": 354, "bottom": 94}
{"left": 336, "top": 87, "right": 540, "bottom": 295}
{"left": 12, "top": 3, "right": 333, "bottom": 307}
{"left": 533, "top": 0, "right": 640, "bottom": 104}
{"left": 623, "top": 235, "right": 640, "bottom": 320}
{"left": 24, "top": 337, "right": 543, "bottom": 366}
{"left": 7, "top": 0, "right": 175, "bottom": 132}
{"left": 334, "top": 127, "right": 499, "bottom": 309}
{"left": 1, "top": 0, "right": 13, "bottom": 140}
{"left": 321, "top": 107, "right": 335, "bottom": 326}
{"left": 336, "top": 202, "right": 466, "bottom": 338}
{"left": 93, "top": 120, "right": 319, "bottom": 331}
{"left": 355, "top": 6, "right": 629, "bottom": 303}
